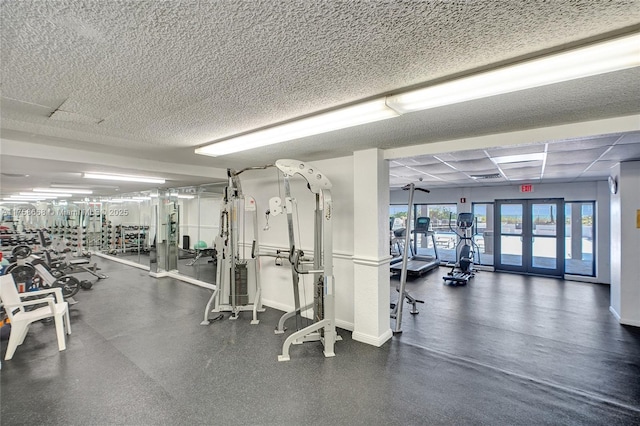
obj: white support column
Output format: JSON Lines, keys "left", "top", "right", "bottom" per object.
{"left": 610, "top": 161, "right": 640, "bottom": 327}
{"left": 352, "top": 149, "right": 393, "bottom": 346}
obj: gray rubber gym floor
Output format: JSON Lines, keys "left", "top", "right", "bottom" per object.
{"left": 2, "top": 259, "right": 639, "bottom": 425}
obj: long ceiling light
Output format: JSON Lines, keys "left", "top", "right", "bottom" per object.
{"left": 83, "top": 173, "right": 165, "bottom": 184}
{"left": 386, "top": 32, "right": 640, "bottom": 113}
{"left": 195, "top": 99, "right": 398, "bottom": 157}
{"left": 5, "top": 196, "right": 47, "bottom": 201}
{"left": 491, "top": 153, "right": 547, "bottom": 164}
{"left": 21, "top": 192, "right": 72, "bottom": 197}
{"left": 33, "top": 187, "right": 93, "bottom": 194}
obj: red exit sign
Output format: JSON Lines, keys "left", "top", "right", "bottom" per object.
{"left": 520, "top": 184, "right": 534, "bottom": 193}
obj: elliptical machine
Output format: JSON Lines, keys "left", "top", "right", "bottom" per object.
{"left": 443, "top": 212, "right": 481, "bottom": 286}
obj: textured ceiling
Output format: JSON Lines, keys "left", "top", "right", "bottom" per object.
{"left": 1, "top": 1, "right": 639, "bottom": 196}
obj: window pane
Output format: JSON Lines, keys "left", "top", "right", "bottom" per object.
{"left": 501, "top": 204, "right": 523, "bottom": 235}
{"left": 500, "top": 235, "right": 523, "bottom": 266}
{"left": 428, "top": 204, "right": 457, "bottom": 263}
{"left": 473, "top": 203, "right": 494, "bottom": 266}
{"left": 532, "top": 203, "right": 557, "bottom": 236}
{"left": 565, "top": 202, "right": 595, "bottom": 276}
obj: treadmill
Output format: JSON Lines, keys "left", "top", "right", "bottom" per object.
{"left": 390, "top": 216, "right": 440, "bottom": 276}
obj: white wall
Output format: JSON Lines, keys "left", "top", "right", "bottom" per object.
{"left": 610, "top": 161, "right": 640, "bottom": 326}
{"left": 390, "top": 180, "right": 611, "bottom": 283}
{"left": 239, "top": 156, "right": 355, "bottom": 330}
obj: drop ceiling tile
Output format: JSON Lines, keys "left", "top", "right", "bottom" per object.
{"left": 600, "top": 144, "right": 640, "bottom": 161}
{"left": 578, "top": 170, "right": 609, "bottom": 179}
{"left": 413, "top": 163, "right": 458, "bottom": 174}
{"left": 446, "top": 158, "right": 498, "bottom": 172}
{"left": 584, "top": 160, "right": 618, "bottom": 172}
{"left": 545, "top": 164, "right": 590, "bottom": 173}
{"left": 408, "top": 155, "right": 442, "bottom": 166}
{"left": 546, "top": 136, "right": 618, "bottom": 152}
{"left": 502, "top": 166, "right": 542, "bottom": 179}
{"left": 432, "top": 153, "right": 457, "bottom": 162}
{"left": 446, "top": 150, "right": 488, "bottom": 161}
{"left": 616, "top": 132, "right": 640, "bottom": 145}
{"left": 499, "top": 160, "right": 543, "bottom": 170}
{"left": 487, "top": 144, "right": 545, "bottom": 157}
{"left": 545, "top": 147, "right": 609, "bottom": 165}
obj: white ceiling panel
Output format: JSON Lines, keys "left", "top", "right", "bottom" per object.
{"left": 544, "top": 164, "right": 591, "bottom": 176}
{"left": 487, "top": 144, "right": 547, "bottom": 157}
{"left": 499, "top": 160, "right": 544, "bottom": 170}
{"left": 545, "top": 148, "right": 610, "bottom": 165}
{"left": 501, "top": 167, "right": 543, "bottom": 178}
{"left": 583, "top": 160, "right": 619, "bottom": 172}
{"left": 545, "top": 136, "right": 618, "bottom": 151}
{"left": 617, "top": 133, "right": 640, "bottom": 145}
{"left": 600, "top": 144, "right": 640, "bottom": 161}
{"left": 446, "top": 159, "right": 498, "bottom": 172}
{"left": 413, "top": 164, "right": 459, "bottom": 174}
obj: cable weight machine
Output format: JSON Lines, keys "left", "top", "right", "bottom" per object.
{"left": 269, "top": 159, "right": 340, "bottom": 361}
{"left": 201, "top": 167, "right": 267, "bottom": 325}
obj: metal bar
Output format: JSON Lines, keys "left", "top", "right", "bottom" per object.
{"left": 283, "top": 176, "right": 302, "bottom": 329}
{"left": 394, "top": 183, "right": 414, "bottom": 334}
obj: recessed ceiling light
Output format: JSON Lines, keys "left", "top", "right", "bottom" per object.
{"left": 491, "top": 153, "right": 547, "bottom": 164}
{"left": 470, "top": 173, "right": 502, "bottom": 179}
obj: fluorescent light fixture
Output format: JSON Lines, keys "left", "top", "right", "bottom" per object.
{"left": 177, "top": 195, "right": 195, "bottom": 199}
{"left": 386, "top": 32, "right": 640, "bottom": 113}
{"left": 131, "top": 196, "right": 152, "bottom": 201}
{"left": 5, "top": 197, "right": 46, "bottom": 201}
{"left": 21, "top": 192, "right": 72, "bottom": 197}
{"left": 33, "top": 187, "right": 93, "bottom": 194}
{"left": 491, "top": 153, "right": 547, "bottom": 164}
{"left": 83, "top": 173, "right": 165, "bottom": 184}
{"left": 195, "top": 99, "right": 398, "bottom": 157}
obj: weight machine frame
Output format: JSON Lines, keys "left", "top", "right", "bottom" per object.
{"left": 271, "top": 159, "right": 339, "bottom": 361}
{"left": 201, "top": 168, "right": 266, "bottom": 325}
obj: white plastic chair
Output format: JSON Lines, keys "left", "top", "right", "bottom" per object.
{"left": 0, "top": 274, "right": 71, "bottom": 360}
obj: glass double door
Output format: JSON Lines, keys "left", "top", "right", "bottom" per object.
{"left": 494, "top": 199, "right": 564, "bottom": 277}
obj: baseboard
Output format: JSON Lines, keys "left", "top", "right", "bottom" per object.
{"left": 620, "top": 318, "right": 640, "bottom": 327}
{"left": 609, "top": 306, "right": 621, "bottom": 321}
{"left": 352, "top": 328, "right": 393, "bottom": 347}
{"left": 335, "top": 318, "right": 354, "bottom": 332}
{"left": 149, "top": 271, "right": 168, "bottom": 278}
{"left": 610, "top": 306, "right": 640, "bottom": 327}
{"left": 93, "top": 252, "right": 151, "bottom": 271}
{"left": 166, "top": 272, "right": 216, "bottom": 290}
{"left": 620, "top": 317, "right": 640, "bottom": 327}
{"left": 261, "top": 298, "right": 291, "bottom": 313}
{"left": 565, "top": 275, "right": 608, "bottom": 284}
